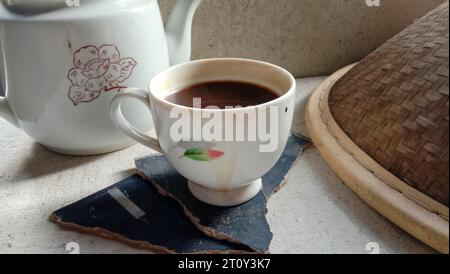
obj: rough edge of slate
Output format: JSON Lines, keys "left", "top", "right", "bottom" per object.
{"left": 50, "top": 213, "right": 258, "bottom": 254}
{"left": 49, "top": 174, "right": 255, "bottom": 255}
{"left": 50, "top": 213, "right": 175, "bottom": 254}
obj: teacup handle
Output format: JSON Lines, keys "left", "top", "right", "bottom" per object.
{"left": 110, "top": 88, "right": 162, "bottom": 153}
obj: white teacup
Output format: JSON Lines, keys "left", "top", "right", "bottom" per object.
{"left": 110, "top": 58, "right": 296, "bottom": 206}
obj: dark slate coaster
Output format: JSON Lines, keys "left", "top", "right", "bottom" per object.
{"left": 136, "top": 135, "right": 308, "bottom": 253}
{"left": 50, "top": 175, "right": 253, "bottom": 254}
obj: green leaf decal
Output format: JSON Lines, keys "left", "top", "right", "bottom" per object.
{"left": 181, "top": 148, "right": 225, "bottom": 161}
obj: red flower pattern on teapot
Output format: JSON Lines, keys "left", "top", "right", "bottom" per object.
{"left": 67, "top": 44, "right": 137, "bottom": 105}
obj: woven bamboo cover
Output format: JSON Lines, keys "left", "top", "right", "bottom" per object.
{"left": 329, "top": 2, "right": 449, "bottom": 207}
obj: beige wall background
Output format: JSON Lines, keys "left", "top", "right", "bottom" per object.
{"left": 0, "top": 0, "right": 445, "bottom": 96}
{"left": 159, "top": 0, "right": 445, "bottom": 77}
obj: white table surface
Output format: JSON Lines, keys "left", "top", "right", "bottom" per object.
{"left": 0, "top": 77, "right": 434, "bottom": 254}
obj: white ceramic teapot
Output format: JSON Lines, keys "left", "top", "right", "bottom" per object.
{"left": 0, "top": 0, "right": 201, "bottom": 155}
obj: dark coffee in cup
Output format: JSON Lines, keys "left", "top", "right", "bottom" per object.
{"left": 164, "top": 81, "right": 279, "bottom": 109}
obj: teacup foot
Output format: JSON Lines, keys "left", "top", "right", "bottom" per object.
{"left": 188, "top": 179, "right": 262, "bottom": 207}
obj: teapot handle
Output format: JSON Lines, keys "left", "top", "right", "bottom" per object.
{"left": 0, "top": 42, "right": 19, "bottom": 128}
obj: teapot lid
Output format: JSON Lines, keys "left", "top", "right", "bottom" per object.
{"left": 1, "top": 0, "right": 96, "bottom": 14}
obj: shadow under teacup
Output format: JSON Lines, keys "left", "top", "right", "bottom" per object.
{"left": 110, "top": 58, "right": 296, "bottom": 206}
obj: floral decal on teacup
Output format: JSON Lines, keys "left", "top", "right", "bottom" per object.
{"left": 67, "top": 44, "right": 137, "bottom": 105}
{"left": 180, "top": 148, "right": 225, "bottom": 161}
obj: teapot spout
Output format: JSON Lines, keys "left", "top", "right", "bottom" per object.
{"left": 165, "top": 0, "right": 202, "bottom": 66}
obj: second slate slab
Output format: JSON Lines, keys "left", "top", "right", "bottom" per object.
{"left": 136, "top": 135, "right": 308, "bottom": 253}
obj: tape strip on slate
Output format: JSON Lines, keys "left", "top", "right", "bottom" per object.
{"left": 50, "top": 175, "right": 254, "bottom": 254}
{"left": 136, "top": 135, "right": 308, "bottom": 253}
